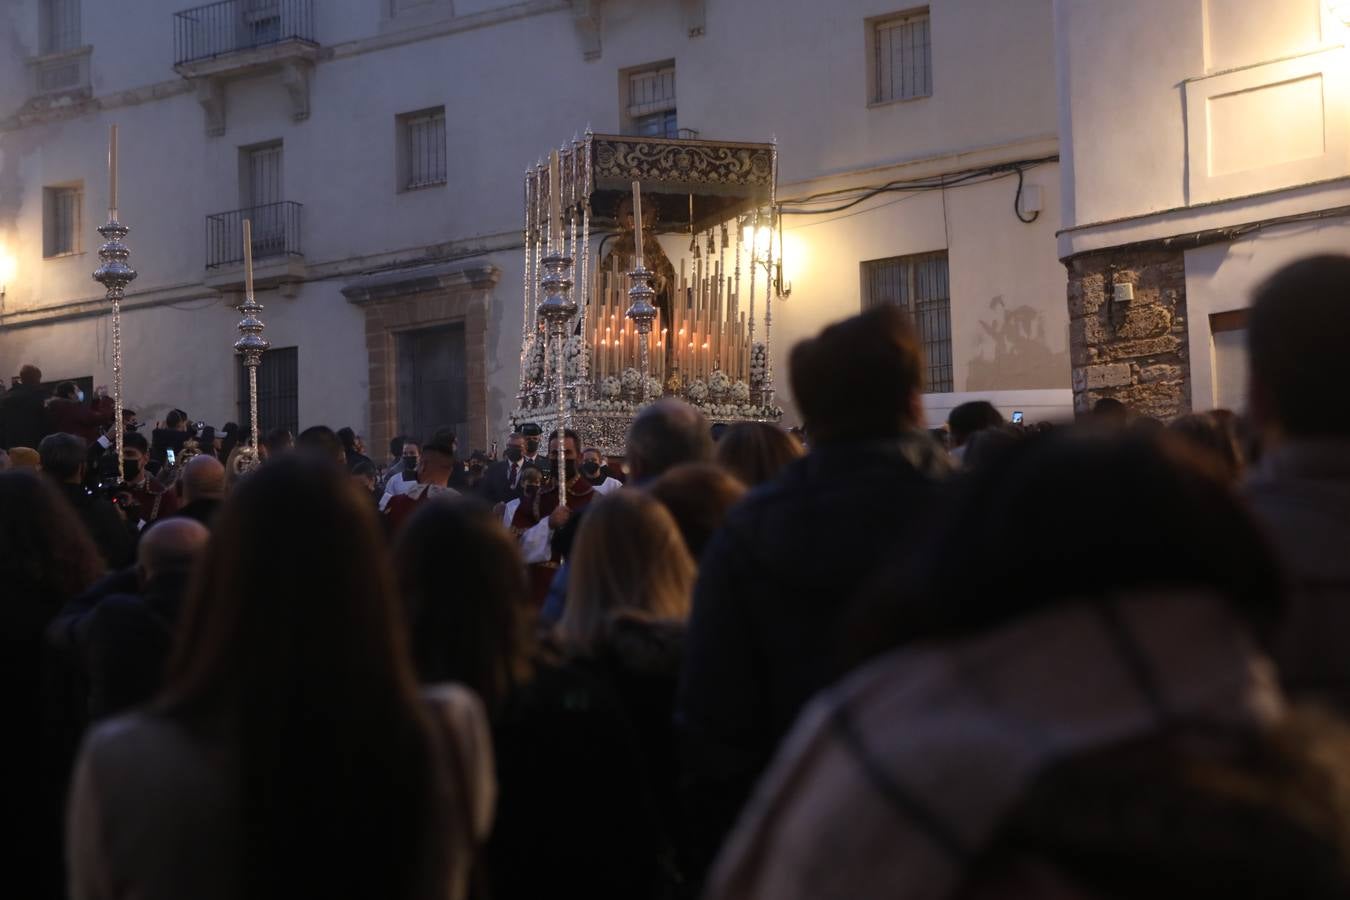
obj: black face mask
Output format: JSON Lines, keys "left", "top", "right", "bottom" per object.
{"left": 122, "top": 459, "right": 142, "bottom": 482}
{"left": 403, "top": 456, "right": 419, "bottom": 471}
{"left": 504, "top": 447, "right": 523, "bottom": 463}
{"left": 581, "top": 461, "right": 601, "bottom": 478}
{"left": 525, "top": 439, "right": 540, "bottom": 455}
{"left": 564, "top": 460, "right": 577, "bottom": 482}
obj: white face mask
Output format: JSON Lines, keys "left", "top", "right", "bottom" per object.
{"left": 76, "top": 390, "right": 85, "bottom": 402}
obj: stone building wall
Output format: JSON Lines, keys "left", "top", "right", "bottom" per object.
{"left": 1065, "top": 248, "right": 1192, "bottom": 420}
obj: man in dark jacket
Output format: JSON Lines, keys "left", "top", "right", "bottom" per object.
{"left": 479, "top": 432, "right": 527, "bottom": 504}
{"left": 80, "top": 518, "right": 209, "bottom": 720}
{"left": 38, "top": 432, "right": 135, "bottom": 569}
{"left": 676, "top": 305, "right": 942, "bottom": 879}
{"left": 0, "top": 365, "right": 50, "bottom": 450}
{"left": 173, "top": 454, "right": 225, "bottom": 529}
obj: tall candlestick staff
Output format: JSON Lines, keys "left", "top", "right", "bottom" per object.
{"left": 537, "top": 155, "right": 577, "bottom": 503}
{"left": 626, "top": 180, "right": 658, "bottom": 404}
{"left": 234, "top": 219, "right": 270, "bottom": 473}
{"left": 93, "top": 123, "right": 135, "bottom": 481}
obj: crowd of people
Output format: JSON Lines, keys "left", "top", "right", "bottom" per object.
{"left": 2, "top": 253, "right": 1349, "bottom": 899}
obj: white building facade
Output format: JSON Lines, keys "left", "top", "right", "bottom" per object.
{"left": 1054, "top": 0, "right": 1350, "bottom": 417}
{"left": 0, "top": 0, "right": 1071, "bottom": 456}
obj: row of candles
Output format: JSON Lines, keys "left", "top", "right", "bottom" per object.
{"left": 584, "top": 253, "right": 756, "bottom": 385}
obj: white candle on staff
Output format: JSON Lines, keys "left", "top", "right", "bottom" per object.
{"left": 631, "top": 180, "right": 644, "bottom": 267}
{"left": 108, "top": 124, "right": 118, "bottom": 218}
{"left": 243, "top": 218, "right": 254, "bottom": 299}
{"left": 548, "top": 150, "right": 562, "bottom": 253}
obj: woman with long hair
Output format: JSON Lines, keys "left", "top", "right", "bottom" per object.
{"left": 0, "top": 471, "right": 104, "bottom": 898}
{"left": 558, "top": 490, "right": 695, "bottom": 654}
{"left": 556, "top": 491, "right": 698, "bottom": 887}
{"left": 396, "top": 496, "right": 669, "bottom": 899}
{"left": 67, "top": 458, "right": 494, "bottom": 900}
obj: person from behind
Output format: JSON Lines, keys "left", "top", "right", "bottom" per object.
{"left": 8, "top": 445, "right": 41, "bottom": 470}
{"left": 338, "top": 426, "right": 374, "bottom": 472}
{"left": 713, "top": 422, "right": 803, "bottom": 487}
{"left": 677, "top": 304, "right": 944, "bottom": 885}
{"left": 263, "top": 426, "right": 293, "bottom": 458}
{"left": 80, "top": 518, "right": 210, "bottom": 721}
{"left": 946, "top": 400, "right": 1004, "bottom": 465}
{"left": 1169, "top": 412, "right": 1244, "bottom": 485}
{"left": 395, "top": 497, "right": 664, "bottom": 899}
{"left": 174, "top": 454, "right": 226, "bottom": 529}
{"left": 67, "top": 457, "right": 495, "bottom": 900}
{"left": 556, "top": 490, "right": 697, "bottom": 888}
{"left": 647, "top": 462, "right": 747, "bottom": 560}
{"left": 39, "top": 432, "right": 133, "bottom": 569}
{"left": 1243, "top": 255, "right": 1350, "bottom": 713}
{"left": 708, "top": 431, "right": 1343, "bottom": 900}
{"left": 0, "top": 471, "right": 105, "bottom": 896}
{"left": 1088, "top": 396, "right": 1129, "bottom": 427}
{"left": 0, "top": 364, "right": 49, "bottom": 450}
{"left": 295, "top": 424, "right": 346, "bottom": 465}
{"left": 625, "top": 399, "right": 713, "bottom": 486}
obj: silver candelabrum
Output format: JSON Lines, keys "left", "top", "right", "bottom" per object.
{"left": 92, "top": 217, "right": 137, "bottom": 482}
{"left": 536, "top": 248, "right": 576, "bottom": 503}
{"left": 625, "top": 264, "right": 658, "bottom": 404}
{"left": 233, "top": 291, "right": 270, "bottom": 474}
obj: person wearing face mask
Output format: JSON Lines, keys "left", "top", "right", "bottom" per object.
{"left": 520, "top": 422, "right": 546, "bottom": 465}
{"left": 381, "top": 429, "right": 460, "bottom": 533}
{"left": 501, "top": 462, "right": 546, "bottom": 537}
{"left": 580, "top": 447, "right": 622, "bottom": 495}
{"left": 479, "top": 432, "right": 527, "bottom": 504}
{"left": 46, "top": 381, "right": 115, "bottom": 445}
{"left": 516, "top": 429, "right": 598, "bottom": 606}
{"left": 121, "top": 431, "right": 180, "bottom": 526}
{"left": 378, "top": 439, "right": 422, "bottom": 509}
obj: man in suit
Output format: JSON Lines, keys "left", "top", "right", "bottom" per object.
{"left": 479, "top": 432, "right": 527, "bottom": 504}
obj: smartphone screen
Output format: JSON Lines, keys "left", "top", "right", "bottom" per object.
{"left": 166, "top": 448, "right": 176, "bottom": 465}
{"left": 1011, "top": 411, "right": 1024, "bottom": 425}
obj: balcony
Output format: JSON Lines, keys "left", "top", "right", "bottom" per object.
{"left": 172, "top": 0, "right": 318, "bottom": 135}
{"left": 204, "top": 201, "right": 306, "bottom": 295}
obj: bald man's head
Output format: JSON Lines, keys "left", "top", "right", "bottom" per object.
{"left": 625, "top": 398, "right": 713, "bottom": 483}
{"left": 182, "top": 454, "right": 226, "bottom": 503}
{"left": 138, "top": 518, "right": 210, "bottom": 582}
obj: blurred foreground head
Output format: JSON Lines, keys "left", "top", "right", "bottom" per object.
{"left": 790, "top": 305, "right": 924, "bottom": 445}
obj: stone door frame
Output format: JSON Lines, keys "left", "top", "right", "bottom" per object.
{"left": 342, "top": 262, "right": 499, "bottom": 461}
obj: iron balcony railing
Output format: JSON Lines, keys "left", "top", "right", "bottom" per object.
{"left": 206, "top": 201, "right": 303, "bottom": 269}
{"left": 174, "top": 0, "right": 314, "bottom": 66}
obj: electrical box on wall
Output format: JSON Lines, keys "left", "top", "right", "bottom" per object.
{"left": 1018, "top": 184, "right": 1043, "bottom": 216}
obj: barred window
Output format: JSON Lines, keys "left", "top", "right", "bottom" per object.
{"left": 240, "top": 346, "right": 299, "bottom": 438}
{"left": 40, "top": 0, "right": 81, "bottom": 55}
{"left": 43, "top": 185, "right": 82, "bottom": 258}
{"left": 399, "top": 107, "right": 447, "bottom": 191}
{"left": 861, "top": 251, "right": 953, "bottom": 393}
{"left": 624, "top": 63, "right": 678, "bottom": 138}
{"left": 870, "top": 9, "right": 932, "bottom": 104}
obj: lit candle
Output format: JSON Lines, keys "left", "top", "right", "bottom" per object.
{"left": 243, "top": 218, "right": 254, "bottom": 299}
{"left": 631, "top": 180, "right": 644, "bottom": 267}
{"left": 548, "top": 150, "right": 562, "bottom": 253}
{"left": 107, "top": 124, "right": 118, "bottom": 218}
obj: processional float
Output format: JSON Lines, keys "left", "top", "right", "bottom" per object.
{"left": 512, "top": 132, "right": 785, "bottom": 457}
